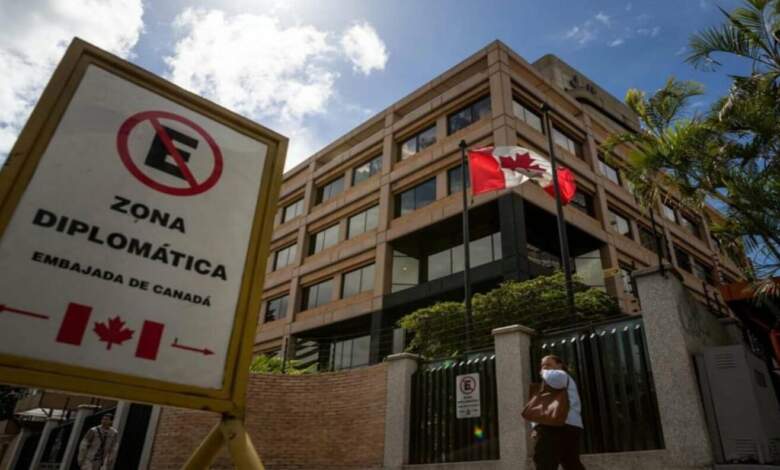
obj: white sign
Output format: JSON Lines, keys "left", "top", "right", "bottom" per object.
{"left": 0, "top": 65, "right": 267, "bottom": 390}
{"left": 456, "top": 373, "right": 481, "bottom": 419}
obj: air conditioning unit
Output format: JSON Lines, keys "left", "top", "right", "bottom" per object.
{"left": 696, "top": 345, "right": 780, "bottom": 465}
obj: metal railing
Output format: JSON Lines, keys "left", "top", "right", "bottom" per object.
{"left": 409, "top": 354, "right": 500, "bottom": 464}
{"left": 531, "top": 316, "right": 665, "bottom": 454}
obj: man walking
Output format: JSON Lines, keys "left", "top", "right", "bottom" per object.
{"left": 77, "top": 413, "right": 119, "bottom": 470}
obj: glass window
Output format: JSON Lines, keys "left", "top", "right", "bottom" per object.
{"left": 619, "top": 264, "right": 635, "bottom": 295}
{"left": 282, "top": 198, "right": 304, "bottom": 223}
{"left": 598, "top": 157, "right": 621, "bottom": 185}
{"left": 342, "top": 263, "right": 375, "bottom": 298}
{"left": 352, "top": 155, "right": 382, "bottom": 185}
{"left": 309, "top": 225, "right": 340, "bottom": 255}
{"left": 400, "top": 125, "right": 437, "bottom": 160}
{"left": 392, "top": 250, "right": 420, "bottom": 292}
{"left": 395, "top": 178, "right": 436, "bottom": 217}
{"left": 674, "top": 246, "right": 692, "bottom": 272}
{"left": 512, "top": 99, "right": 543, "bottom": 133}
{"left": 427, "top": 233, "right": 502, "bottom": 281}
{"left": 447, "top": 164, "right": 470, "bottom": 194}
{"left": 575, "top": 249, "right": 604, "bottom": 289}
{"left": 447, "top": 96, "right": 492, "bottom": 135}
{"left": 680, "top": 213, "right": 701, "bottom": 238}
{"left": 302, "top": 278, "right": 333, "bottom": 310}
{"left": 331, "top": 335, "right": 370, "bottom": 370}
{"left": 661, "top": 202, "right": 677, "bottom": 223}
{"left": 693, "top": 259, "right": 714, "bottom": 284}
{"left": 638, "top": 224, "right": 668, "bottom": 259}
{"left": 608, "top": 208, "right": 632, "bottom": 237}
{"left": 347, "top": 205, "right": 379, "bottom": 239}
{"left": 317, "top": 178, "right": 344, "bottom": 204}
{"left": 265, "top": 295, "right": 289, "bottom": 322}
{"left": 570, "top": 189, "right": 595, "bottom": 217}
{"left": 528, "top": 243, "right": 560, "bottom": 270}
{"left": 273, "top": 244, "right": 297, "bottom": 270}
{"left": 553, "top": 127, "right": 583, "bottom": 158}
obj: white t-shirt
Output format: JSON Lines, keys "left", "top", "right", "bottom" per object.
{"left": 533, "top": 369, "right": 583, "bottom": 429}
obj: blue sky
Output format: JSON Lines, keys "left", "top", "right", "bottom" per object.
{"left": 0, "top": 0, "right": 748, "bottom": 170}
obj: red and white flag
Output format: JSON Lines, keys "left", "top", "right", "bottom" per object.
{"left": 468, "top": 146, "right": 576, "bottom": 203}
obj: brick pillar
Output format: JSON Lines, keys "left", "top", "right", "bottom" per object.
{"left": 30, "top": 417, "right": 60, "bottom": 469}
{"left": 383, "top": 352, "right": 419, "bottom": 469}
{"left": 59, "top": 404, "right": 99, "bottom": 470}
{"left": 493, "top": 324, "right": 535, "bottom": 470}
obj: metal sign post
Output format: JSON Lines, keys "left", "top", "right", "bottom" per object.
{"left": 0, "top": 38, "right": 286, "bottom": 468}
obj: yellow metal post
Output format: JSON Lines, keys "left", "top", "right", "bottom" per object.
{"left": 221, "top": 417, "right": 265, "bottom": 469}
{"left": 181, "top": 421, "right": 225, "bottom": 470}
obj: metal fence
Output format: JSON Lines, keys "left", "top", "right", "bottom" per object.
{"left": 409, "top": 353, "right": 500, "bottom": 464}
{"left": 531, "top": 316, "right": 664, "bottom": 454}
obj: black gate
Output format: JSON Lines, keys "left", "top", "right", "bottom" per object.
{"left": 13, "top": 431, "right": 40, "bottom": 469}
{"left": 114, "top": 404, "right": 153, "bottom": 470}
{"left": 409, "top": 353, "right": 500, "bottom": 464}
{"left": 531, "top": 317, "right": 664, "bottom": 454}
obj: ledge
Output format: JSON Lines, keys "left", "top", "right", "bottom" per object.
{"left": 492, "top": 324, "right": 536, "bottom": 336}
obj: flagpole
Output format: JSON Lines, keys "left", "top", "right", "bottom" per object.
{"left": 459, "top": 140, "right": 473, "bottom": 353}
{"left": 541, "top": 104, "right": 576, "bottom": 318}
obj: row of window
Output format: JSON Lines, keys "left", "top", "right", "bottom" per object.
{"left": 264, "top": 263, "right": 376, "bottom": 322}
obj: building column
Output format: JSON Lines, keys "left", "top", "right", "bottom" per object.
{"left": 383, "top": 353, "right": 419, "bottom": 469}
{"left": 137, "top": 406, "right": 162, "bottom": 470}
{"left": 30, "top": 417, "right": 60, "bottom": 469}
{"left": 2, "top": 428, "right": 30, "bottom": 470}
{"left": 633, "top": 265, "right": 723, "bottom": 467}
{"left": 59, "top": 404, "right": 99, "bottom": 470}
{"left": 498, "top": 193, "right": 530, "bottom": 281}
{"left": 493, "top": 324, "right": 535, "bottom": 470}
{"left": 369, "top": 310, "right": 383, "bottom": 364}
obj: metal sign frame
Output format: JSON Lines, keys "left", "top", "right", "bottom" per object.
{"left": 0, "top": 38, "right": 287, "bottom": 416}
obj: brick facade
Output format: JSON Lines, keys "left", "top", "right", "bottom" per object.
{"left": 148, "top": 364, "right": 387, "bottom": 469}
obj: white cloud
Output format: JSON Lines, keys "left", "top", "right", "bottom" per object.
{"left": 637, "top": 26, "right": 661, "bottom": 37}
{"left": 676, "top": 46, "right": 688, "bottom": 56}
{"left": 595, "top": 12, "right": 611, "bottom": 26}
{"left": 699, "top": 0, "right": 708, "bottom": 9}
{"left": 165, "top": 9, "right": 387, "bottom": 168}
{"left": 0, "top": 0, "right": 144, "bottom": 163}
{"left": 564, "top": 22, "right": 597, "bottom": 46}
{"left": 341, "top": 22, "right": 389, "bottom": 76}
{"left": 609, "top": 38, "right": 625, "bottom": 47}
{"left": 626, "top": 3, "right": 633, "bottom": 11}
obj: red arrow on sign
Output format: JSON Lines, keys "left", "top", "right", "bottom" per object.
{"left": 171, "top": 338, "right": 213, "bottom": 356}
{"left": 0, "top": 304, "right": 49, "bottom": 320}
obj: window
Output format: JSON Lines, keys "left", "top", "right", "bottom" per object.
{"left": 352, "top": 155, "right": 382, "bottom": 185}
{"left": 428, "top": 233, "right": 502, "bottom": 281}
{"left": 447, "top": 164, "right": 470, "bottom": 194}
{"left": 281, "top": 198, "right": 304, "bottom": 223}
{"left": 619, "top": 264, "right": 635, "bottom": 295}
{"left": 317, "top": 178, "right": 344, "bottom": 204}
{"left": 302, "top": 278, "right": 333, "bottom": 310}
{"left": 447, "top": 96, "right": 492, "bottom": 134}
{"left": 400, "top": 125, "right": 437, "bottom": 160}
{"left": 265, "top": 295, "right": 289, "bottom": 322}
{"left": 552, "top": 127, "right": 583, "bottom": 158}
{"left": 512, "top": 99, "right": 543, "bottom": 133}
{"left": 392, "top": 249, "right": 419, "bottom": 292}
{"left": 680, "top": 213, "right": 701, "bottom": 238}
{"left": 528, "top": 243, "right": 560, "bottom": 270}
{"left": 347, "top": 205, "right": 379, "bottom": 239}
{"left": 608, "top": 208, "right": 632, "bottom": 237}
{"left": 273, "top": 244, "right": 297, "bottom": 270}
{"left": 570, "top": 189, "right": 595, "bottom": 217}
{"left": 342, "top": 264, "right": 375, "bottom": 298}
{"left": 575, "top": 249, "right": 604, "bottom": 289}
{"left": 395, "top": 178, "right": 436, "bottom": 217}
{"left": 309, "top": 225, "right": 339, "bottom": 255}
{"left": 638, "top": 224, "right": 668, "bottom": 258}
{"left": 661, "top": 202, "right": 677, "bottom": 223}
{"left": 674, "top": 246, "right": 692, "bottom": 272}
{"left": 692, "top": 259, "right": 714, "bottom": 284}
{"left": 598, "top": 157, "right": 621, "bottom": 185}
{"left": 330, "top": 335, "right": 370, "bottom": 370}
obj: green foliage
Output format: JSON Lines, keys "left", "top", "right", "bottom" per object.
{"left": 398, "top": 272, "right": 620, "bottom": 358}
{"left": 249, "top": 354, "right": 316, "bottom": 375}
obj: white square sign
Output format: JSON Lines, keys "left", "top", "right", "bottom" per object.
{"left": 456, "top": 373, "right": 481, "bottom": 419}
{"left": 0, "top": 65, "right": 268, "bottom": 390}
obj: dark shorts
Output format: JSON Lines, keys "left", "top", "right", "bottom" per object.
{"left": 533, "top": 424, "right": 585, "bottom": 470}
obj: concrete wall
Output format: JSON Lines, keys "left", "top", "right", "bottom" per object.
{"left": 148, "top": 365, "right": 387, "bottom": 470}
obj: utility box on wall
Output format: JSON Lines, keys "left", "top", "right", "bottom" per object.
{"left": 696, "top": 345, "right": 780, "bottom": 465}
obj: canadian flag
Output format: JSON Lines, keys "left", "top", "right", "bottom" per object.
{"left": 468, "top": 146, "right": 576, "bottom": 203}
